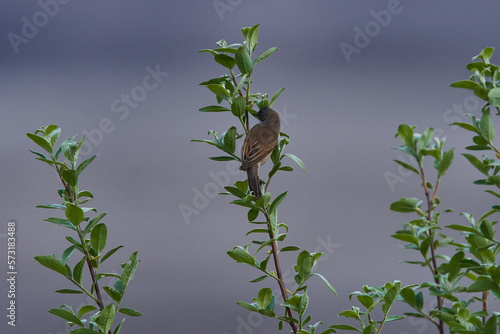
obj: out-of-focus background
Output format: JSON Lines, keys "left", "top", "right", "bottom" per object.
{"left": 2, "top": 1, "right": 500, "bottom": 333}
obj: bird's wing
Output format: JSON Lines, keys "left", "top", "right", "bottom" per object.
{"left": 241, "top": 137, "right": 277, "bottom": 167}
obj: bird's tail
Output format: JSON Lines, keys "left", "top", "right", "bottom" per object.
{"left": 246, "top": 167, "right": 262, "bottom": 198}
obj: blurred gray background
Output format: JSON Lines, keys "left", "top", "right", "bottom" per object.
{"left": 2, "top": 1, "right": 500, "bottom": 333}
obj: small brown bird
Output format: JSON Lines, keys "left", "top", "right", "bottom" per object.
{"left": 240, "top": 106, "right": 281, "bottom": 198}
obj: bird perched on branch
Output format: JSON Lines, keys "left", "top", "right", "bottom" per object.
{"left": 240, "top": 106, "right": 280, "bottom": 198}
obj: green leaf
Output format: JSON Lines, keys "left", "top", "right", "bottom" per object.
{"left": 480, "top": 108, "right": 495, "bottom": 143}
{"left": 90, "top": 223, "right": 107, "bottom": 254}
{"left": 246, "top": 228, "right": 270, "bottom": 236}
{"left": 112, "top": 319, "right": 125, "bottom": 334}
{"left": 472, "top": 47, "right": 495, "bottom": 62}
{"left": 44, "top": 217, "right": 78, "bottom": 231}
{"left": 356, "top": 294, "right": 373, "bottom": 308}
{"left": 207, "top": 84, "right": 230, "bottom": 101}
{"left": 311, "top": 273, "right": 337, "bottom": 295}
{"left": 419, "top": 236, "right": 431, "bottom": 258}
{"left": 463, "top": 153, "right": 490, "bottom": 175}
{"left": 255, "top": 287, "right": 273, "bottom": 309}
{"left": 35, "top": 255, "right": 69, "bottom": 277}
{"left": 447, "top": 251, "right": 464, "bottom": 282}
{"left": 96, "top": 272, "right": 121, "bottom": 280}
{"left": 231, "top": 96, "right": 247, "bottom": 118}
{"left": 55, "top": 289, "right": 84, "bottom": 294}
{"left": 214, "top": 46, "right": 239, "bottom": 54}
{"left": 390, "top": 198, "right": 421, "bottom": 213}
{"left": 199, "top": 105, "right": 231, "bottom": 112}
{"left": 269, "top": 88, "right": 285, "bottom": 107}
{"left": 247, "top": 208, "right": 259, "bottom": 221}
{"left": 95, "top": 304, "right": 115, "bottom": 334}
{"left": 328, "top": 324, "right": 360, "bottom": 331}
{"left": 65, "top": 204, "right": 84, "bottom": 226}
{"left": 488, "top": 87, "right": 500, "bottom": 107}
{"left": 465, "top": 144, "right": 492, "bottom": 151}
{"left": 479, "top": 220, "right": 495, "bottom": 240}
{"left": 230, "top": 199, "right": 256, "bottom": 209}
{"left": 337, "top": 310, "right": 361, "bottom": 321}
{"left": 397, "top": 124, "right": 415, "bottom": 152}
{"left": 28, "top": 149, "right": 47, "bottom": 160}
{"left": 101, "top": 245, "right": 124, "bottom": 263}
{"left": 60, "top": 245, "right": 76, "bottom": 264}
{"left": 61, "top": 168, "right": 78, "bottom": 187}
{"left": 227, "top": 247, "right": 257, "bottom": 266}
{"left": 237, "top": 301, "right": 259, "bottom": 312}
{"left": 438, "top": 148, "right": 454, "bottom": 177}
{"left": 249, "top": 275, "right": 268, "bottom": 283}
{"left": 114, "top": 279, "right": 124, "bottom": 293}
{"left": 385, "top": 315, "right": 405, "bottom": 322}
{"left": 269, "top": 191, "right": 288, "bottom": 216}
{"left": 400, "top": 287, "right": 418, "bottom": 309}
{"left": 73, "top": 256, "right": 86, "bottom": 284}
{"left": 255, "top": 192, "right": 271, "bottom": 210}
{"left": 382, "top": 282, "right": 401, "bottom": 314}
{"left": 235, "top": 46, "right": 253, "bottom": 75}
{"left": 77, "top": 305, "right": 98, "bottom": 318}
{"left": 467, "top": 278, "right": 498, "bottom": 292}
{"left": 393, "top": 159, "right": 419, "bottom": 175}
{"left": 45, "top": 125, "right": 61, "bottom": 145}
{"left": 103, "top": 286, "right": 122, "bottom": 302}
{"left": 34, "top": 157, "right": 67, "bottom": 168}
{"left": 119, "top": 308, "right": 143, "bottom": 317}
{"left": 475, "top": 86, "right": 490, "bottom": 101}
{"left": 281, "top": 246, "right": 300, "bottom": 252}
{"left": 209, "top": 156, "right": 237, "bottom": 161}
{"left": 446, "top": 224, "right": 478, "bottom": 233}
{"left": 362, "top": 323, "right": 377, "bottom": 334}
{"left": 83, "top": 212, "right": 107, "bottom": 235}
{"left": 298, "top": 291, "right": 309, "bottom": 317}
{"left": 284, "top": 153, "right": 305, "bottom": 171}
{"left": 245, "top": 24, "right": 259, "bottom": 52}
{"left": 391, "top": 232, "right": 418, "bottom": 245}
{"left": 37, "top": 203, "right": 67, "bottom": 210}
{"left": 296, "top": 251, "right": 314, "bottom": 283}
{"left": 70, "top": 329, "right": 101, "bottom": 334}
{"left": 198, "top": 48, "right": 218, "bottom": 55}
{"left": 450, "top": 80, "right": 482, "bottom": 90}
{"left": 27, "top": 133, "right": 53, "bottom": 153}
{"left": 49, "top": 308, "right": 84, "bottom": 327}
{"left": 78, "top": 190, "right": 93, "bottom": 199}
{"left": 486, "top": 175, "right": 500, "bottom": 185}
{"left": 253, "top": 47, "right": 278, "bottom": 65}
{"left": 121, "top": 251, "right": 139, "bottom": 288}
{"left": 76, "top": 155, "right": 98, "bottom": 175}
{"left": 450, "top": 122, "right": 479, "bottom": 133}
{"left": 484, "top": 314, "right": 498, "bottom": 334}
{"left": 223, "top": 126, "right": 237, "bottom": 154}
{"left": 59, "top": 136, "right": 79, "bottom": 163}
{"left": 214, "top": 54, "right": 236, "bottom": 69}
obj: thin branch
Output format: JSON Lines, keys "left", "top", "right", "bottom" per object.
{"left": 419, "top": 164, "right": 444, "bottom": 334}
{"left": 483, "top": 291, "right": 488, "bottom": 326}
{"left": 265, "top": 210, "right": 298, "bottom": 334}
